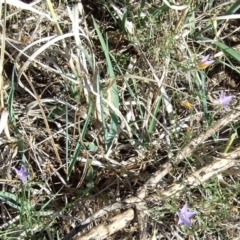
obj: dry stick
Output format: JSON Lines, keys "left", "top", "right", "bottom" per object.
{"left": 221, "top": 145, "right": 240, "bottom": 176}
{"left": 221, "top": 144, "right": 240, "bottom": 159}
{"left": 62, "top": 202, "right": 127, "bottom": 240}
{"left": 62, "top": 106, "right": 240, "bottom": 239}
{"left": 76, "top": 209, "right": 134, "bottom": 240}
{"left": 155, "top": 158, "right": 240, "bottom": 199}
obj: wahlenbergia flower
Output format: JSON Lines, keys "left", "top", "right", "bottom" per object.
{"left": 213, "top": 91, "right": 234, "bottom": 110}
{"left": 196, "top": 54, "right": 215, "bottom": 69}
{"left": 177, "top": 203, "right": 197, "bottom": 228}
{"left": 13, "top": 165, "right": 30, "bottom": 183}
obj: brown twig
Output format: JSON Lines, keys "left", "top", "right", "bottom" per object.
{"left": 62, "top": 202, "right": 127, "bottom": 240}
{"left": 76, "top": 209, "right": 134, "bottom": 240}
{"left": 145, "top": 156, "right": 240, "bottom": 202}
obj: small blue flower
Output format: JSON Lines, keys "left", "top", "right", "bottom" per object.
{"left": 13, "top": 165, "right": 30, "bottom": 183}
{"left": 177, "top": 203, "right": 197, "bottom": 228}
{"left": 213, "top": 91, "right": 234, "bottom": 110}
{"left": 196, "top": 54, "right": 215, "bottom": 69}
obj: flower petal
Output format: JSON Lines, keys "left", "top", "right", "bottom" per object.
{"left": 185, "top": 211, "right": 197, "bottom": 218}
{"left": 14, "top": 165, "right": 30, "bottom": 183}
{"left": 177, "top": 216, "right": 185, "bottom": 225}
{"left": 213, "top": 91, "right": 233, "bottom": 110}
{"left": 181, "top": 217, "right": 191, "bottom": 228}
{"left": 200, "top": 54, "right": 210, "bottom": 63}
{"left": 181, "top": 203, "right": 188, "bottom": 213}
{"left": 220, "top": 91, "right": 225, "bottom": 100}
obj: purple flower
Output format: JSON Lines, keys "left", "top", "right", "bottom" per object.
{"left": 196, "top": 54, "right": 215, "bottom": 69}
{"left": 213, "top": 91, "right": 234, "bottom": 110}
{"left": 177, "top": 203, "right": 197, "bottom": 228}
{"left": 13, "top": 165, "right": 30, "bottom": 183}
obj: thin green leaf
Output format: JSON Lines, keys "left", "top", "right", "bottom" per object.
{"left": 0, "top": 191, "right": 31, "bottom": 211}
{"left": 147, "top": 95, "right": 162, "bottom": 138}
{"left": 197, "top": 71, "right": 210, "bottom": 125}
{"left": 67, "top": 100, "right": 93, "bottom": 178}
{"left": 213, "top": 41, "right": 240, "bottom": 63}
{"left": 196, "top": 36, "right": 240, "bottom": 64}
{"left": 92, "top": 17, "right": 119, "bottom": 150}
{"left": 84, "top": 142, "right": 98, "bottom": 152}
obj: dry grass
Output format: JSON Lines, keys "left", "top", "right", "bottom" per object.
{"left": 1, "top": 0, "right": 240, "bottom": 239}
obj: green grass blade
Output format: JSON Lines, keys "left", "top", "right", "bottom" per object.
{"left": 7, "top": 67, "right": 16, "bottom": 123}
{"left": 213, "top": 41, "right": 240, "bottom": 63}
{"left": 147, "top": 95, "right": 162, "bottom": 138}
{"left": 196, "top": 36, "right": 240, "bottom": 63}
{"left": 92, "top": 17, "right": 119, "bottom": 150}
{"left": 67, "top": 99, "right": 93, "bottom": 178}
{"left": 0, "top": 191, "right": 32, "bottom": 211}
{"left": 197, "top": 71, "right": 211, "bottom": 126}
{"left": 65, "top": 104, "right": 69, "bottom": 175}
